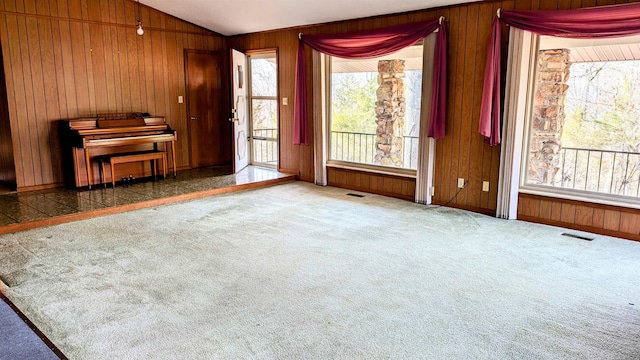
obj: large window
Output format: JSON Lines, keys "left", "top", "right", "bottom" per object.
{"left": 328, "top": 44, "right": 423, "bottom": 171}
{"left": 521, "top": 35, "right": 640, "bottom": 205}
{"left": 248, "top": 52, "right": 278, "bottom": 167}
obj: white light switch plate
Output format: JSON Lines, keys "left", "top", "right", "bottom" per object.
{"left": 282, "top": 97, "right": 288, "bottom": 106}
{"left": 178, "top": 96, "right": 183, "bottom": 104}
{"left": 457, "top": 178, "right": 464, "bottom": 188}
{"left": 482, "top": 181, "right": 489, "bottom": 192}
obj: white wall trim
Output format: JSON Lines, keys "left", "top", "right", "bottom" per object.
{"left": 496, "top": 29, "right": 538, "bottom": 219}
{"left": 415, "top": 33, "right": 437, "bottom": 205}
{"left": 313, "top": 50, "right": 328, "bottom": 186}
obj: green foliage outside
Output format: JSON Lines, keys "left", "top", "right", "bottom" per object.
{"left": 331, "top": 72, "right": 378, "bottom": 134}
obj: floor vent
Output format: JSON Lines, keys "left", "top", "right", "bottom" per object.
{"left": 561, "top": 233, "right": 594, "bottom": 241}
{"left": 346, "top": 193, "right": 365, "bottom": 198}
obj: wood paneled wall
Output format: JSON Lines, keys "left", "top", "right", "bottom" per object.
{"left": 0, "top": 0, "right": 227, "bottom": 190}
{"left": 327, "top": 167, "right": 416, "bottom": 201}
{"left": 0, "top": 39, "right": 16, "bottom": 188}
{"left": 2, "top": 0, "right": 637, "bottom": 239}
{"left": 518, "top": 194, "right": 640, "bottom": 242}
{"left": 229, "top": 0, "right": 634, "bottom": 213}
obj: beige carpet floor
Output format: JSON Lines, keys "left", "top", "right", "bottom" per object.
{"left": 0, "top": 182, "right": 639, "bottom": 359}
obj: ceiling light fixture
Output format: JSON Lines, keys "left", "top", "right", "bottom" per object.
{"left": 136, "top": 0, "right": 144, "bottom": 36}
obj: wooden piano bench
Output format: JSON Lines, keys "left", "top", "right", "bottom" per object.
{"left": 99, "top": 150, "right": 167, "bottom": 188}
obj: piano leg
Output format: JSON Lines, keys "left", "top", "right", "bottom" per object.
{"left": 84, "top": 149, "right": 92, "bottom": 190}
{"left": 101, "top": 160, "right": 107, "bottom": 188}
{"left": 171, "top": 140, "right": 177, "bottom": 178}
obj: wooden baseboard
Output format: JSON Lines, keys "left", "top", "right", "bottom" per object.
{"left": 17, "top": 182, "right": 65, "bottom": 192}
{"left": 278, "top": 168, "right": 299, "bottom": 177}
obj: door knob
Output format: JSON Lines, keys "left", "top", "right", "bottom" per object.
{"left": 191, "top": 116, "right": 197, "bottom": 121}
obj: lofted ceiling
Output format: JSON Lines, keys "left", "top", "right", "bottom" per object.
{"left": 140, "top": 0, "right": 475, "bottom": 36}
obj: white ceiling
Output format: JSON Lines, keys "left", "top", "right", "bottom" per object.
{"left": 332, "top": 44, "right": 425, "bottom": 73}
{"left": 540, "top": 35, "right": 640, "bottom": 62}
{"left": 140, "top": 0, "right": 473, "bottom": 36}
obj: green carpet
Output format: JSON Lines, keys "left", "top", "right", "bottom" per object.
{"left": 0, "top": 182, "right": 638, "bottom": 359}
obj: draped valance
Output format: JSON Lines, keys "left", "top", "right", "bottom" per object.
{"left": 295, "top": 19, "right": 448, "bottom": 145}
{"left": 479, "top": 3, "right": 640, "bottom": 146}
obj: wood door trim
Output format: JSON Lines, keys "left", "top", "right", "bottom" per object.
{"left": 245, "top": 48, "right": 279, "bottom": 56}
{"left": 243, "top": 48, "right": 281, "bottom": 169}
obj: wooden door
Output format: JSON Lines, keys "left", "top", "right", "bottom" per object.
{"left": 231, "top": 49, "right": 250, "bottom": 173}
{"left": 185, "top": 51, "right": 225, "bottom": 168}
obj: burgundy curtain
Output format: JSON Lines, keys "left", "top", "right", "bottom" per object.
{"left": 479, "top": 3, "right": 640, "bottom": 146}
{"left": 295, "top": 20, "right": 447, "bottom": 145}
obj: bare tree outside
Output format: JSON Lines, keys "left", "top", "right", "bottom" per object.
{"left": 552, "top": 60, "right": 640, "bottom": 196}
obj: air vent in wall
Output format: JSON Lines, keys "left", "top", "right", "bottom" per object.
{"left": 346, "top": 193, "right": 365, "bottom": 198}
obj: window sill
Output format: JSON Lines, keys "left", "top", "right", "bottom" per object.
{"left": 519, "top": 185, "right": 640, "bottom": 211}
{"left": 327, "top": 161, "right": 416, "bottom": 179}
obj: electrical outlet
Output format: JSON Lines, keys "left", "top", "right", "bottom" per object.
{"left": 431, "top": 186, "right": 435, "bottom": 196}
{"left": 457, "top": 178, "right": 465, "bottom": 188}
{"left": 282, "top": 97, "right": 288, "bottom": 106}
{"left": 178, "top": 95, "right": 183, "bottom": 104}
{"left": 482, "top": 181, "right": 489, "bottom": 192}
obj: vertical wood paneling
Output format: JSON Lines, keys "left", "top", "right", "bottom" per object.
{"left": 0, "top": 0, "right": 227, "bottom": 189}
{"left": 473, "top": 3, "right": 494, "bottom": 209}
{"left": 458, "top": 6, "right": 477, "bottom": 206}
{"left": 592, "top": 208, "right": 605, "bottom": 228}
{"left": 575, "top": 205, "right": 593, "bottom": 226}
{"left": 519, "top": 193, "right": 640, "bottom": 241}
{"left": 226, "top": 0, "right": 639, "bottom": 214}
{"left": 326, "top": 167, "right": 414, "bottom": 201}
{"left": 619, "top": 212, "right": 640, "bottom": 234}
{"left": 2, "top": 0, "right": 639, "bottom": 213}
{"left": 449, "top": 6, "right": 466, "bottom": 205}
{"left": 9, "top": 11, "right": 36, "bottom": 186}
{"left": 539, "top": 199, "right": 552, "bottom": 219}
{"left": 603, "top": 210, "right": 621, "bottom": 231}
{"left": 0, "top": 25, "right": 17, "bottom": 187}
{"left": 560, "top": 203, "right": 576, "bottom": 223}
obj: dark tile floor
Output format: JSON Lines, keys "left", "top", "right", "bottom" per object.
{"left": 0, "top": 166, "right": 292, "bottom": 229}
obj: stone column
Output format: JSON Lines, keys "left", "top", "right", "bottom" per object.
{"left": 528, "top": 49, "right": 571, "bottom": 185}
{"left": 374, "top": 60, "right": 405, "bottom": 167}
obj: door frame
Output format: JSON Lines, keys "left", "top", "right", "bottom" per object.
{"left": 245, "top": 48, "right": 280, "bottom": 169}
{"left": 183, "top": 49, "right": 230, "bottom": 169}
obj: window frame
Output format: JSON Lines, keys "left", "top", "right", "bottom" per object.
{"left": 324, "top": 44, "right": 424, "bottom": 177}
{"left": 247, "top": 50, "right": 279, "bottom": 169}
{"left": 516, "top": 34, "right": 640, "bottom": 211}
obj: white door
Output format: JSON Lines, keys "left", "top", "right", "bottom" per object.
{"left": 231, "top": 49, "right": 250, "bottom": 173}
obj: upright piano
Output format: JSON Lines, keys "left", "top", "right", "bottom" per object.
{"left": 66, "top": 113, "right": 177, "bottom": 188}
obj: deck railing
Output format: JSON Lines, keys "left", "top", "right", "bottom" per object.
{"left": 253, "top": 128, "right": 277, "bottom": 165}
{"left": 330, "top": 131, "right": 419, "bottom": 170}
{"left": 554, "top": 147, "right": 640, "bottom": 197}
